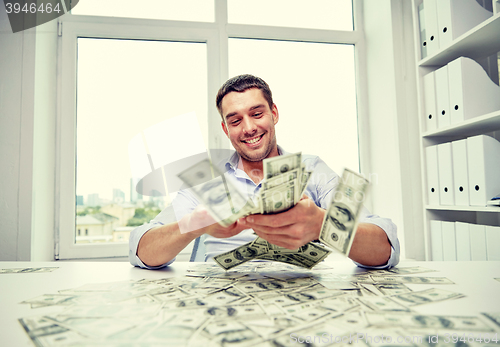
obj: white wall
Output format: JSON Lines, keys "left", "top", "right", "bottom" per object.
{"left": 362, "top": 0, "right": 424, "bottom": 260}
{"left": 0, "top": 5, "right": 57, "bottom": 261}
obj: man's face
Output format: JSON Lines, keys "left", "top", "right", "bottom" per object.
{"left": 220, "top": 88, "right": 279, "bottom": 162}
{"left": 331, "top": 206, "right": 352, "bottom": 224}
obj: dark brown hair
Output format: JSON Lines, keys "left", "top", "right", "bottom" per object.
{"left": 216, "top": 74, "right": 274, "bottom": 119}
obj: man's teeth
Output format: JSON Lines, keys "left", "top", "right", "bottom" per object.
{"left": 245, "top": 136, "right": 261, "bottom": 144}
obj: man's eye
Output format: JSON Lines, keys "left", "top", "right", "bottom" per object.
{"left": 231, "top": 120, "right": 241, "bottom": 125}
{"left": 253, "top": 113, "right": 263, "bottom": 117}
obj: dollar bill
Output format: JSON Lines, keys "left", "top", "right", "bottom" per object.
{"left": 0, "top": 267, "right": 58, "bottom": 273}
{"left": 177, "top": 158, "right": 255, "bottom": 227}
{"left": 481, "top": 312, "right": 500, "bottom": 329}
{"left": 319, "top": 168, "right": 369, "bottom": 256}
{"left": 358, "top": 296, "right": 411, "bottom": 312}
{"left": 365, "top": 312, "right": 494, "bottom": 331}
{"left": 390, "top": 288, "right": 464, "bottom": 307}
{"left": 387, "top": 266, "right": 438, "bottom": 275}
{"left": 260, "top": 179, "right": 297, "bottom": 214}
{"left": 263, "top": 152, "right": 302, "bottom": 180}
{"left": 370, "top": 276, "right": 455, "bottom": 285}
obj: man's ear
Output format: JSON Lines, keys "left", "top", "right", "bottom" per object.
{"left": 221, "top": 121, "right": 229, "bottom": 137}
{"left": 272, "top": 104, "right": 279, "bottom": 125}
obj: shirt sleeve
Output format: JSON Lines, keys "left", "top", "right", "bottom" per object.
{"left": 128, "top": 189, "right": 199, "bottom": 269}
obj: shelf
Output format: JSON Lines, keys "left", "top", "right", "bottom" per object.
{"left": 426, "top": 205, "right": 500, "bottom": 212}
{"left": 419, "top": 12, "right": 500, "bottom": 67}
{"left": 422, "top": 110, "right": 500, "bottom": 138}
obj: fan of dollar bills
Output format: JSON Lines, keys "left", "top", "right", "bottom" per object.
{"left": 177, "top": 152, "right": 370, "bottom": 270}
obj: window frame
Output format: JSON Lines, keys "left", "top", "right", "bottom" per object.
{"left": 56, "top": 0, "right": 368, "bottom": 259}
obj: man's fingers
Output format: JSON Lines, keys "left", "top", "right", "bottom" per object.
{"left": 243, "top": 210, "right": 296, "bottom": 228}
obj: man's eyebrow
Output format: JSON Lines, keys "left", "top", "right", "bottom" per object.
{"left": 225, "top": 104, "right": 266, "bottom": 120}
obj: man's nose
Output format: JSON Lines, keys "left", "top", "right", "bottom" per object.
{"left": 242, "top": 117, "right": 257, "bottom": 135}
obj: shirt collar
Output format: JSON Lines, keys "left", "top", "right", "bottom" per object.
{"left": 225, "top": 145, "right": 287, "bottom": 172}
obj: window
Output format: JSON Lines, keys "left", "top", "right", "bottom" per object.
{"left": 228, "top": 0, "right": 353, "bottom": 31}
{"left": 58, "top": 0, "right": 362, "bottom": 259}
{"left": 228, "top": 39, "right": 359, "bottom": 175}
{"left": 71, "top": 0, "right": 215, "bottom": 22}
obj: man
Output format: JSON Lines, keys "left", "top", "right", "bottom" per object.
{"left": 129, "top": 74, "right": 399, "bottom": 269}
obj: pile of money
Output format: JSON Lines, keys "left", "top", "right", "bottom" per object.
{"left": 180, "top": 153, "right": 371, "bottom": 270}
{"left": 177, "top": 152, "right": 312, "bottom": 228}
{"left": 18, "top": 263, "right": 500, "bottom": 347}
{"left": 214, "top": 237, "right": 331, "bottom": 270}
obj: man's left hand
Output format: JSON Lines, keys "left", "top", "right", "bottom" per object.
{"left": 240, "top": 195, "right": 325, "bottom": 249}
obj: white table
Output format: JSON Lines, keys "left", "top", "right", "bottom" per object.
{"left": 1, "top": 260, "right": 499, "bottom": 346}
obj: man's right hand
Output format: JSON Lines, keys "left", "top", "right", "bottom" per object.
{"left": 178, "top": 205, "right": 247, "bottom": 239}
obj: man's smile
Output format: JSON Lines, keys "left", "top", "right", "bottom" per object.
{"left": 242, "top": 134, "right": 264, "bottom": 146}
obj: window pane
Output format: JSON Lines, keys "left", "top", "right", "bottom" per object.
{"left": 76, "top": 38, "right": 208, "bottom": 244}
{"left": 228, "top": 38, "right": 359, "bottom": 176}
{"left": 71, "top": 0, "right": 215, "bottom": 22}
{"left": 228, "top": 0, "right": 353, "bottom": 31}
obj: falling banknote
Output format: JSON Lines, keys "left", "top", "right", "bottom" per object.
{"left": 319, "top": 168, "right": 369, "bottom": 257}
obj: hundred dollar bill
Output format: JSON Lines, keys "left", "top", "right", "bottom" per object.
{"left": 370, "top": 275, "right": 454, "bottom": 285}
{"left": 358, "top": 296, "right": 411, "bottom": 312}
{"left": 260, "top": 180, "right": 297, "bottom": 214}
{"left": 177, "top": 158, "right": 255, "bottom": 227}
{"left": 213, "top": 241, "right": 269, "bottom": 270}
{"left": 365, "top": 312, "right": 494, "bottom": 331}
{"left": 0, "top": 267, "right": 59, "bottom": 273}
{"left": 387, "top": 266, "right": 438, "bottom": 275}
{"left": 390, "top": 288, "right": 464, "bottom": 306}
{"left": 263, "top": 152, "right": 302, "bottom": 180}
{"left": 319, "top": 168, "right": 369, "bottom": 256}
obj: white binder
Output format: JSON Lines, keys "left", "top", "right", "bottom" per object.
{"left": 451, "top": 139, "right": 469, "bottom": 206}
{"left": 485, "top": 225, "right": 500, "bottom": 261}
{"left": 441, "top": 221, "right": 457, "bottom": 261}
{"left": 455, "top": 222, "right": 471, "bottom": 261}
{"left": 418, "top": 2, "right": 428, "bottom": 59}
{"left": 430, "top": 220, "right": 443, "bottom": 261}
{"left": 469, "top": 223, "right": 487, "bottom": 261}
{"left": 436, "top": 0, "right": 492, "bottom": 48}
{"left": 435, "top": 65, "right": 450, "bottom": 128}
{"left": 437, "top": 142, "right": 454, "bottom": 205}
{"left": 423, "top": 0, "right": 440, "bottom": 55}
{"left": 423, "top": 72, "right": 437, "bottom": 132}
{"left": 448, "top": 57, "right": 500, "bottom": 125}
{"left": 425, "top": 145, "right": 440, "bottom": 205}
{"left": 467, "top": 135, "right": 500, "bottom": 206}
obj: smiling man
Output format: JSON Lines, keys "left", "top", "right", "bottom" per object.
{"left": 129, "top": 74, "right": 400, "bottom": 269}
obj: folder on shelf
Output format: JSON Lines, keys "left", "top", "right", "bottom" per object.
{"left": 467, "top": 135, "right": 500, "bottom": 206}
{"left": 469, "top": 223, "right": 487, "bottom": 261}
{"left": 423, "top": 0, "right": 440, "bottom": 56}
{"left": 418, "top": 3, "right": 428, "bottom": 59}
{"left": 455, "top": 222, "right": 471, "bottom": 261}
{"left": 435, "top": 0, "right": 492, "bottom": 48}
{"left": 423, "top": 72, "right": 437, "bottom": 132}
{"left": 437, "top": 142, "right": 454, "bottom": 205}
{"left": 448, "top": 57, "right": 500, "bottom": 125}
{"left": 425, "top": 145, "right": 440, "bottom": 205}
{"left": 451, "top": 139, "right": 469, "bottom": 206}
{"left": 486, "top": 225, "right": 500, "bottom": 261}
{"left": 441, "top": 221, "right": 457, "bottom": 261}
{"left": 430, "top": 220, "right": 443, "bottom": 261}
{"left": 435, "top": 65, "right": 450, "bottom": 128}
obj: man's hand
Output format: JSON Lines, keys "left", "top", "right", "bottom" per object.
{"left": 179, "top": 205, "right": 247, "bottom": 239}
{"left": 240, "top": 195, "right": 325, "bottom": 249}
